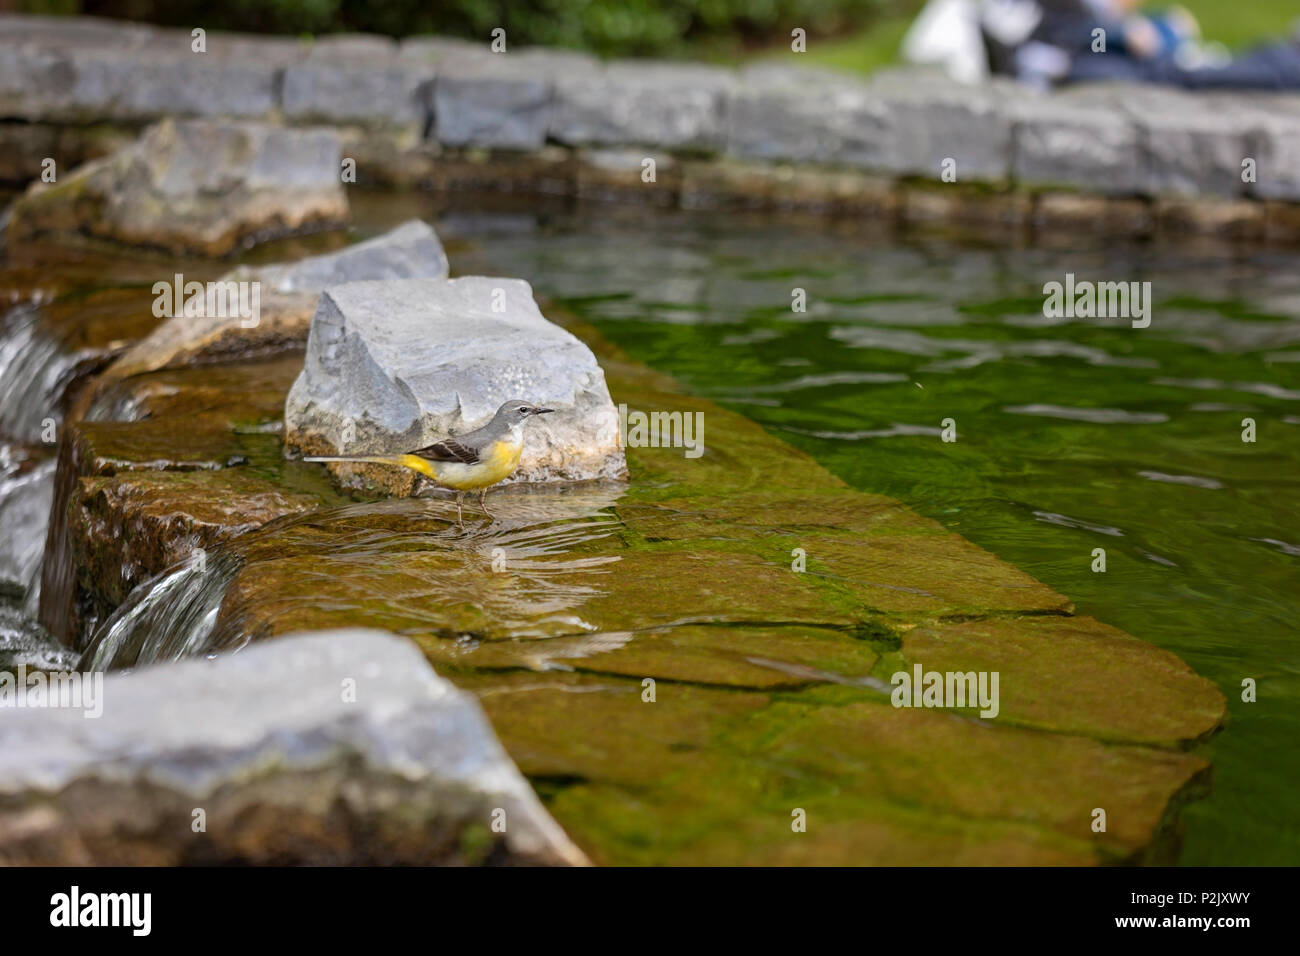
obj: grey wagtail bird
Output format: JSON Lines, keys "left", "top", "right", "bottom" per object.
{"left": 304, "top": 399, "right": 553, "bottom": 525}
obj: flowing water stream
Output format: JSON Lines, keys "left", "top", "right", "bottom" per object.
{"left": 1, "top": 194, "right": 1295, "bottom": 863}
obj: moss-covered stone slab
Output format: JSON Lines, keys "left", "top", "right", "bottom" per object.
{"left": 51, "top": 303, "right": 1227, "bottom": 864}
{"left": 454, "top": 670, "right": 1206, "bottom": 865}
{"left": 901, "top": 616, "right": 1225, "bottom": 746}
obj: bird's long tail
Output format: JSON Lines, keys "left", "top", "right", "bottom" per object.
{"left": 302, "top": 454, "right": 438, "bottom": 479}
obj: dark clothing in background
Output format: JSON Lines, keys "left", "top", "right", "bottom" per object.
{"left": 1071, "top": 41, "right": 1300, "bottom": 91}
{"left": 984, "top": 0, "right": 1300, "bottom": 91}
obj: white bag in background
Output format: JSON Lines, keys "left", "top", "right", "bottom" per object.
{"left": 900, "top": 0, "right": 989, "bottom": 83}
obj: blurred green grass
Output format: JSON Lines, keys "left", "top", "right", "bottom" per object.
{"left": 784, "top": 0, "right": 1300, "bottom": 75}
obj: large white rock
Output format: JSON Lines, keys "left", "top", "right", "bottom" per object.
{"left": 284, "top": 276, "right": 625, "bottom": 492}
{"left": 0, "top": 628, "right": 588, "bottom": 865}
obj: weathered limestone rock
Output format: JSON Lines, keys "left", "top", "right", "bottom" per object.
{"left": 0, "top": 628, "right": 588, "bottom": 865}
{"left": 726, "top": 65, "right": 891, "bottom": 168}
{"left": 284, "top": 277, "right": 626, "bottom": 492}
{"left": 282, "top": 36, "right": 434, "bottom": 130}
{"left": 1012, "top": 98, "right": 1143, "bottom": 195}
{"left": 105, "top": 220, "right": 449, "bottom": 380}
{"left": 552, "top": 60, "right": 732, "bottom": 151}
{"left": 5, "top": 118, "right": 348, "bottom": 256}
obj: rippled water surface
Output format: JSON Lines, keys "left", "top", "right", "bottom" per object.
{"left": 438, "top": 206, "right": 1300, "bottom": 866}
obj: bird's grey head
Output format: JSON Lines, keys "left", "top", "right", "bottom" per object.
{"left": 493, "top": 399, "right": 554, "bottom": 427}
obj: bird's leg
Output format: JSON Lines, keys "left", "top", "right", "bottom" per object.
{"left": 478, "top": 487, "right": 493, "bottom": 520}
{"left": 454, "top": 491, "right": 464, "bottom": 528}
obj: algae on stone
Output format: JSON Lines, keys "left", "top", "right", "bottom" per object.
{"left": 47, "top": 304, "right": 1227, "bottom": 864}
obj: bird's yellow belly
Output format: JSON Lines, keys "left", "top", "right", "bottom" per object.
{"left": 420, "top": 440, "right": 522, "bottom": 491}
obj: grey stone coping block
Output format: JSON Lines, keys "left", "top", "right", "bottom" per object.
{"left": 1012, "top": 95, "right": 1143, "bottom": 195}
{"left": 284, "top": 276, "right": 626, "bottom": 483}
{"left": 867, "top": 73, "right": 1015, "bottom": 182}
{"left": 726, "top": 64, "right": 891, "bottom": 169}
{"left": 3, "top": 14, "right": 1300, "bottom": 208}
{"left": 140, "top": 27, "right": 309, "bottom": 66}
{"left": 1055, "top": 83, "right": 1252, "bottom": 199}
{"left": 432, "top": 47, "right": 598, "bottom": 150}
{"left": 1131, "top": 96, "right": 1253, "bottom": 199}
{"left": 0, "top": 19, "right": 149, "bottom": 122}
{"left": 0, "top": 25, "right": 294, "bottom": 121}
{"left": 283, "top": 43, "right": 435, "bottom": 128}
{"left": 0, "top": 628, "right": 589, "bottom": 865}
{"left": 1236, "top": 95, "right": 1300, "bottom": 202}
{"left": 552, "top": 59, "right": 734, "bottom": 151}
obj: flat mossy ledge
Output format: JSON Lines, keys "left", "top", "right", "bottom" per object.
{"left": 46, "top": 298, "right": 1228, "bottom": 865}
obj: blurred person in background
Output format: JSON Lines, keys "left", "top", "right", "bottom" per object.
{"left": 905, "top": 0, "right": 1300, "bottom": 90}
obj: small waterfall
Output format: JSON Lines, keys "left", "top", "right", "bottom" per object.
{"left": 0, "top": 442, "right": 55, "bottom": 612}
{"left": 78, "top": 548, "right": 243, "bottom": 672}
{"left": 0, "top": 301, "right": 90, "bottom": 443}
{"left": 0, "top": 296, "right": 93, "bottom": 639}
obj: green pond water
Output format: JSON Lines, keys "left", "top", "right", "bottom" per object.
{"left": 2, "top": 190, "right": 1292, "bottom": 863}
{"left": 429, "top": 203, "right": 1299, "bottom": 866}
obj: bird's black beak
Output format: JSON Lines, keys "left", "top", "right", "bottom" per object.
{"left": 533, "top": 407, "right": 554, "bottom": 415}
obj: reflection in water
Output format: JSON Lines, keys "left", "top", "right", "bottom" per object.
{"left": 441, "top": 206, "right": 1300, "bottom": 865}
{"left": 80, "top": 481, "right": 627, "bottom": 671}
